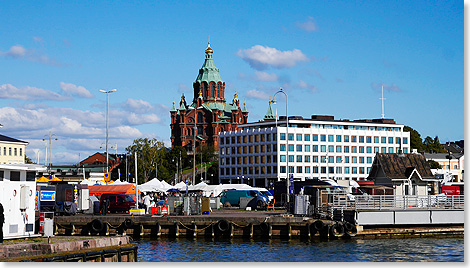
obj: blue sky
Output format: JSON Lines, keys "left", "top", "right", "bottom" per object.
{"left": 0, "top": 1, "right": 463, "bottom": 164}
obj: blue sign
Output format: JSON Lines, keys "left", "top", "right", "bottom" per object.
{"left": 40, "top": 191, "right": 55, "bottom": 201}
{"left": 289, "top": 174, "right": 294, "bottom": 194}
{"left": 186, "top": 179, "right": 188, "bottom": 194}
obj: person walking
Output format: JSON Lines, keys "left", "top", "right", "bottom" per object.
{"left": 142, "top": 194, "right": 152, "bottom": 214}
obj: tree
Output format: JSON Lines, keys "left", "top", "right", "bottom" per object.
{"left": 404, "top": 126, "right": 425, "bottom": 152}
{"left": 126, "top": 138, "right": 166, "bottom": 184}
{"left": 423, "top": 135, "right": 446, "bottom": 153}
{"left": 25, "top": 155, "right": 33, "bottom": 164}
{"left": 427, "top": 160, "right": 441, "bottom": 169}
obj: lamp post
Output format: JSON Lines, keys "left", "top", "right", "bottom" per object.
{"left": 188, "top": 106, "right": 202, "bottom": 185}
{"left": 99, "top": 89, "right": 117, "bottom": 174}
{"left": 273, "top": 88, "right": 289, "bottom": 204}
{"left": 43, "top": 131, "right": 57, "bottom": 171}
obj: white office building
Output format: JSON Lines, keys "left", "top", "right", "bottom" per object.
{"left": 218, "top": 112, "right": 410, "bottom": 188}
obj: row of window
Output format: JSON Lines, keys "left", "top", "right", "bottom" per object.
{"left": 221, "top": 144, "right": 409, "bottom": 156}
{"left": 280, "top": 134, "right": 407, "bottom": 144}
{"left": 310, "top": 124, "right": 400, "bottom": 132}
{"left": 279, "top": 144, "right": 408, "bottom": 154}
{"left": 221, "top": 144, "right": 278, "bottom": 155}
{"left": 0, "top": 171, "right": 35, "bottom": 181}
{"left": 280, "top": 155, "right": 374, "bottom": 164}
{"left": 220, "top": 154, "right": 381, "bottom": 166}
{"left": 220, "top": 133, "right": 408, "bottom": 145}
{"left": 220, "top": 166, "right": 372, "bottom": 176}
{"left": 220, "top": 133, "right": 276, "bottom": 145}
{"left": 221, "top": 155, "right": 278, "bottom": 165}
{"left": 0, "top": 147, "right": 23, "bottom": 157}
{"left": 278, "top": 166, "right": 372, "bottom": 175}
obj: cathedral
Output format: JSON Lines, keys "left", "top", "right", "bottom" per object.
{"left": 170, "top": 41, "right": 249, "bottom": 152}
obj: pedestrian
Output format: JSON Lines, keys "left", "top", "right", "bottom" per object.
{"left": 102, "top": 198, "right": 109, "bottom": 216}
{"left": 143, "top": 194, "right": 152, "bottom": 214}
{"left": 0, "top": 203, "right": 4, "bottom": 243}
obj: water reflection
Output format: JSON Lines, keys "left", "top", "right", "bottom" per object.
{"left": 135, "top": 237, "right": 464, "bottom": 262}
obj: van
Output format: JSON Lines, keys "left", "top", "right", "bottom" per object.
{"left": 100, "top": 193, "right": 136, "bottom": 213}
{"left": 219, "top": 190, "right": 268, "bottom": 208}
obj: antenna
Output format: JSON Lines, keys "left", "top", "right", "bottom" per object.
{"left": 380, "top": 84, "right": 386, "bottom": 119}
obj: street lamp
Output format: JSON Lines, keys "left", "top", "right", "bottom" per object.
{"left": 188, "top": 106, "right": 202, "bottom": 185}
{"left": 43, "top": 131, "right": 57, "bottom": 171}
{"left": 99, "top": 89, "right": 117, "bottom": 174}
{"left": 273, "top": 88, "right": 289, "bottom": 204}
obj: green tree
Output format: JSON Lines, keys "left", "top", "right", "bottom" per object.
{"left": 427, "top": 160, "right": 441, "bottom": 169}
{"left": 404, "top": 126, "right": 425, "bottom": 152}
{"left": 126, "top": 138, "right": 166, "bottom": 184}
{"left": 423, "top": 135, "right": 446, "bottom": 153}
{"left": 25, "top": 155, "right": 33, "bottom": 164}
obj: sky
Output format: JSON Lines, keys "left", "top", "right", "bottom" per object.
{"left": 0, "top": 0, "right": 464, "bottom": 165}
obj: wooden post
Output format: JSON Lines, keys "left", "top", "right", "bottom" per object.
{"left": 193, "top": 223, "right": 197, "bottom": 238}
{"left": 174, "top": 222, "right": 179, "bottom": 237}
{"left": 155, "top": 222, "right": 161, "bottom": 237}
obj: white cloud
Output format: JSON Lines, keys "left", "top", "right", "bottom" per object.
{"left": 297, "top": 17, "right": 319, "bottom": 32}
{"left": 246, "top": 89, "right": 271, "bottom": 100}
{"left": 0, "top": 84, "right": 69, "bottom": 101}
{"left": 60, "top": 82, "right": 94, "bottom": 98}
{"left": 124, "top": 113, "right": 161, "bottom": 125}
{"left": 254, "top": 71, "right": 279, "bottom": 82}
{"left": 237, "top": 45, "right": 309, "bottom": 70}
{"left": 371, "top": 82, "right": 402, "bottom": 92}
{"left": 1, "top": 44, "right": 63, "bottom": 66}
{"left": 123, "top": 98, "right": 154, "bottom": 113}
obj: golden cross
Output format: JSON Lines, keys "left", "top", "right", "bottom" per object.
{"left": 208, "top": 35, "right": 211, "bottom": 45}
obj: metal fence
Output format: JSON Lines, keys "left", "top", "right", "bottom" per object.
{"left": 318, "top": 191, "right": 464, "bottom": 216}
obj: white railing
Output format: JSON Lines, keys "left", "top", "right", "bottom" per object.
{"left": 319, "top": 192, "right": 464, "bottom": 215}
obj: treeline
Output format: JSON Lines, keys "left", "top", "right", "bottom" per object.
{"left": 404, "top": 126, "right": 447, "bottom": 153}
{"left": 125, "top": 138, "right": 217, "bottom": 185}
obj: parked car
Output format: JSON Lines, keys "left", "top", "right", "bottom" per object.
{"left": 100, "top": 193, "right": 136, "bottom": 213}
{"left": 219, "top": 189, "right": 269, "bottom": 208}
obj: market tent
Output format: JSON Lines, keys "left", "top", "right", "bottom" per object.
{"left": 36, "top": 176, "right": 49, "bottom": 182}
{"left": 138, "top": 178, "right": 166, "bottom": 193}
{"left": 111, "top": 179, "right": 129, "bottom": 185}
{"left": 88, "top": 184, "right": 140, "bottom": 196}
{"left": 160, "top": 180, "right": 173, "bottom": 191}
{"left": 191, "top": 181, "right": 209, "bottom": 191}
{"left": 174, "top": 181, "right": 188, "bottom": 191}
{"left": 49, "top": 177, "right": 62, "bottom": 182}
{"left": 80, "top": 179, "right": 93, "bottom": 185}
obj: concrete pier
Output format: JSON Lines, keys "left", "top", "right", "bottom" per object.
{"left": 1, "top": 236, "right": 137, "bottom": 262}
{"left": 51, "top": 210, "right": 463, "bottom": 240}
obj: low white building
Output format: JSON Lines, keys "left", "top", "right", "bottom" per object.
{"left": 218, "top": 111, "right": 410, "bottom": 188}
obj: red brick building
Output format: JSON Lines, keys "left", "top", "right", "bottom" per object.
{"left": 170, "top": 41, "right": 249, "bottom": 152}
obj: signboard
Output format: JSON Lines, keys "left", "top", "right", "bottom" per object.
{"left": 289, "top": 174, "right": 294, "bottom": 194}
{"left": 186, "top": 179, "right": 189, "bottom": 194}
{"left": 104, "top": 172, "right": 110, "bottom": 181}
{"left": 40, "top": 191, "right": 55, "bottom": 201}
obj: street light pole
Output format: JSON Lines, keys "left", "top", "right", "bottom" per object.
{"left": 43, "top": 131, "right": 57, "bottom": 171}
{"left": 273, "top": 88, "right": 289, "bottom": 204}
{"left": 99, "top": 89, "right": 117, "bottom": 174}
{"left": 188, "top": 106, "right": 202, "bottom": 185}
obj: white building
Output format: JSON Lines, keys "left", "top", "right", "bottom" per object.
{"left": 218, "top": 112, "right": 410, "bottom": 188}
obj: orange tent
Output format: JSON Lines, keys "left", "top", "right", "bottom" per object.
{"left": 37, "top": 176, "right": 49, "bottom": 182}
{"left": 88, "top": 184, "right": 140, "bottom": 196}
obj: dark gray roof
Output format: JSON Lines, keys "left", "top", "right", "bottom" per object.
{"left": 0, "top": 134, "right": 27, "bottom": 144}
{"left": 368, "top": 153, "right": 434, "bottom": 181}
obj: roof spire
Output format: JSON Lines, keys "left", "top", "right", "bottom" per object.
{"left": 264, "top": 99, "right": 276, "bottom": 120}
{"left": 205, "top": 35, "right": 213, "bottom": 54}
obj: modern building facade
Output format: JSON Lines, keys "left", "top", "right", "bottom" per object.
{"left": 218, "top": 113, "right": 410, "bottom": 188}
{"left": 170, "top": 41, "right": 249, "bottom": 152}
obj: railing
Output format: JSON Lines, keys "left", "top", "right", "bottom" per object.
{"left": 318, "top": 191, "right": 464, "bottom": 216}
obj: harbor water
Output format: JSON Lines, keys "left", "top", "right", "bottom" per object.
{"left": 135, "top": 237, "right": 464, "bottom": 262}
